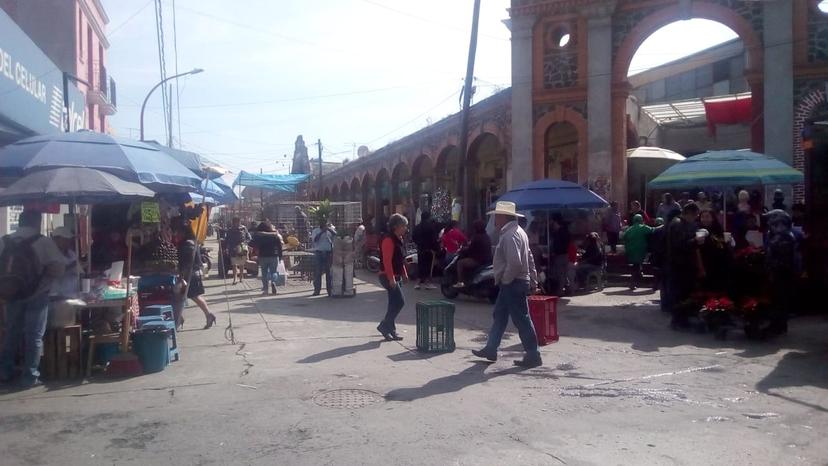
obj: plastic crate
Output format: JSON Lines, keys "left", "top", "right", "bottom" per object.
{"left": 528, "top": 296, "right": 559, "bottom": 345}
{"left": 416, "top": 301, "right": 455, "bottom": 353}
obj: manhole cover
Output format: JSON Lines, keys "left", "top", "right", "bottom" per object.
{"left": 313, "top": 389, "right": 385, "bottom": 409}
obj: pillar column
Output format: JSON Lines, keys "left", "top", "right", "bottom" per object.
{"left": 587, "top": 10, "right": 616, "bottom": 201}
{"left": 509, "top": 15, "right": 536, "bottom": 189}
{"left": 763, "top": 0, "right": 793, "bottom": 163}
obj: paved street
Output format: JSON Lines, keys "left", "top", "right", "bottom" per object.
{"left": 1, "top": 268, "right": 826, "bottom": 466}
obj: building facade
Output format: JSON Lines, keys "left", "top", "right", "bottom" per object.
{"left": 1, "top": 0, "right": 115, "bottom": 133}
{"left": 317, "top": 0, "right": 827, "bottom": 221}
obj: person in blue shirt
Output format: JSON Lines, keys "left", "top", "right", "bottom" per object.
{"left": 310, "top": 220, "right": 335, "bottom": 296}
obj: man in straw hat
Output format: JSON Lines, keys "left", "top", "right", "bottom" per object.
{"left": 472, "top": 201, "right": 543, "bottom": 368}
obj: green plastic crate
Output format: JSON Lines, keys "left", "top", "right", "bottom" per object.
{"left": 416, "top": 301, "right": 456, "bottom": 353}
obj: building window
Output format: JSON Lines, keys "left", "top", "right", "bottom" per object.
{"left": 713, "top": 59, "right": 730, "bottom": 83}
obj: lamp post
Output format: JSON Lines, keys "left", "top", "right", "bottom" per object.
{"left": 139, "top": 68, "right": 204, "bottom": 141}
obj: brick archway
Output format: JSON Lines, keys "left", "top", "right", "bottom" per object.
{"left": 533, "top": 105, "right": 588, "bottom": 184}
{"left": 793, "top": 89, "right": 826, "bottom": 200}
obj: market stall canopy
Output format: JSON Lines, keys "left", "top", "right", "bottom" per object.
{"left": 0, "top": 131, "right": 202, "bottom": 192}
{"left": 648, "top": 150, "right": 804, "bottom": 189}
{"left": 0, "top": 167, "right": 155, "bottom": 206}
{"left": 497, "top": 179, "right": 608, "bottom": 210}
{"left": 234, "top": 171, "right": 311, "bottom": 193}
{"left": 191, "top": 178, "right": 238, "bottom": 205}
{"left": 626, "top": 146, "right": 686, "bottom": 162}
{"left": 144, "top": 141, "right": 229, "bottom": 179}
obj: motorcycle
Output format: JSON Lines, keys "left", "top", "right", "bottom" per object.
{"left": 440, "top": 253, "right": 498, "bottom": 303}
{"left": 200, "top": 245, "right": 212, "bottom": 276}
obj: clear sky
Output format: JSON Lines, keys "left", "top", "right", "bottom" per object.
{"left": 103, "top": 1, "right": 735, "bottom": 175}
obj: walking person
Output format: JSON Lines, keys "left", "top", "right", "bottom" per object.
{"left": 310, "top": 219, "right": 335, "bottom": 296}
{"left": 412, "top": 211, "right": 440, "bottom": 289}
{"left": 176, "top": 221, "right": 216, "bottom": 330}
{"left": 472, "top": 201, "right": 542, "bottom": 368}
{"left": 603, "top": 202, "right": 622, "bottom": 254}
{"left": 252, "top": 221, "right": 283, "bottom": 296}
{"left": 621, "top": 214, "right": 653, "bottom": 290}
{"left": 376, "top": 214, "right": 409, "bottom": 341}
{"left": 0, "top": 210, "right": 65, "bottom": 388}
{"left": 225, "top": 217, "right": 251, "bottom": 285}
{"left": 549, "top": 214, "right": 571, "bottom": 295}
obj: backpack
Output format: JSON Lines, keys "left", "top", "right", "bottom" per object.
{"left": 0, "top": 234, "right": 43, "bottom": 301}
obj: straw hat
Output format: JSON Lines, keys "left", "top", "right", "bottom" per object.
{"left": 486, "top": 201, "right": 524, "bottom": 217}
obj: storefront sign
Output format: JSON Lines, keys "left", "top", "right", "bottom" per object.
{"left": 0, "top": 10, "right": 86, "bottom": 135}
{"left": 141, "top": 202, "right": 161, "bottom": 223}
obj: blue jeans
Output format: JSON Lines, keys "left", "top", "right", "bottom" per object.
{"left": 483, "top": 280, "right": 541, "bottom": 360}
{"left": 259, "top": 256, "right": 279, "bottom": 291}
{"left": 379, "top": 275, "right": 405, "bottom": 332}
{"left": 0, "top": 293, "right": 50, "bottom": 382}
{"left": 314, "top": 251, "right": 332, "bottom": 295}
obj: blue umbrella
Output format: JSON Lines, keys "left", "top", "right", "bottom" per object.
{"left": 498, "top": 179, "right": 609, "bottom": 210}
{"left": 194, "top": 178, "right": 238, "bottom": 205}
{"left": 0, "top": 167, "right": 155, "bottom": 206}
{"left": 0, "top": 131, "right": 201, "bottom": 192}
{"left": 648, "top": 150, "right": 803, "bottom": 189}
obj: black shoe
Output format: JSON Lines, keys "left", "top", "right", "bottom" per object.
{"left": 271, "top": 284, "right": 278, "bottom": 295}
{"left": 377, "top": 324, "right": 393, "bottom": 341}
{"left": 513, "top": 357, "right": 542, "bottom": 368}
{"left": 312, "top": 291, "right": 320, "bottom": 296}
{"left": 388, "top": 332, "right": 403, "bottom": 341}
{"left": 472, "top": 349, "right": 497, "bottom": 362}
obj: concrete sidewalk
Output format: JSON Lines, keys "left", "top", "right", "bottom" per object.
{"left": 1, "top": 269, "right": 826, "bottom": 465}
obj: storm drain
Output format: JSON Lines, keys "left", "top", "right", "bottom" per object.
{"left": 313, "top": 389, "right": 385, "bottom": 409}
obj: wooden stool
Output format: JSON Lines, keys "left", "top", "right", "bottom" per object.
{"left": 41, "top": 325, "right": 82, "bottom": 380}
{"left": 86, "top": 333, "right": 121, "bottom": 378}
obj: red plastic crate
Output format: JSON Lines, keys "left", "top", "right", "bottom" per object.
{"left": 528, "top": 295, "right": 559, "bottom": 345}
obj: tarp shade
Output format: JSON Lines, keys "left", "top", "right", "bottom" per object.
{"left": 704, "top": 97, "right": 752, "bottom": 136}
{"left": 234, "top": 171, "right": 310, "bottom": 193}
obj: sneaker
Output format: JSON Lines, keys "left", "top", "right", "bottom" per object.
{"left": 425, "top": 284, "right": 438, "bottom": 290}
{"left": 261, "top": 290, "right": 269, "bottom": 296}
{"left": 513, "top": 357, "right": 542, "bottom": 368}
{"left": 16, "top": 377, "right": 42, "bottom": 389}
{"left": 414, "top": 284, "right": 422, "bottom": 290}
{"left": 472, "top": 349, "right": 497, "bottom": 362}
{"left": 453, "top": 282, "right": 465, "bottom": 289}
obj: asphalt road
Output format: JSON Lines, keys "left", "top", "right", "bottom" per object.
{"left": 1, "top": 267, "right": 826, "bottom": 465}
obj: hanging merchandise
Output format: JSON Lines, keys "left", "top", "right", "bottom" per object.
{"left": 141, "top": 201, "right": 161, "bottom": 223}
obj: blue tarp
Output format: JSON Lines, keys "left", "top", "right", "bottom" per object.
{"left": 233, "top": 171, "right": 310, "bottom": 193}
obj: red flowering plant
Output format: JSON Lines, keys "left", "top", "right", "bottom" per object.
{"left": 701, "top": 296, "right": 735, "bottom": 314}
{"left": 701, "top": 295, "right": 736, "bottom": 336}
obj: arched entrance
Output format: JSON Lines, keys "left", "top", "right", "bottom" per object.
{"left": 611, "top": 2, "right": 766, "bottom": 203}
{"left": 545, "top": 122, "right": 580, "bottom": 183}
{"left": 331, "top": 185, "right": 340, "bottom": 201}
{"left": 468, "top": 133, "right": 505, "bottom": 222}
{"left": 412, "top": 154, "right": 434, "bottom": 210}
{"left": 340, "top": 182, "right": 349, "bottom": 202}
{"left": 374, "top": 168, "right": 390, "bottom": 232}
{"left": 435, "top": 145, "right": 459, "bottom": 196}
{"left": 362, "top": 173, "right": 375, "bottom": 229}
{"left": 391, "top": 162, "right": 412, "bottom": 217}
{"left": 350, "top": 178, "right": 361, "bottom": 203}
{"left": 323, "top": 187, "right": 331, "bottom": 201}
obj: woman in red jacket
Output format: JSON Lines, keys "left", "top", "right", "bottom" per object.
{"left": 377, "top": 214, "right": 410, "bottom": 341}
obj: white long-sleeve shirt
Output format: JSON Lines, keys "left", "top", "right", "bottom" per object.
{"left": 493, "top": 220, "right": 538, "bottom": 286}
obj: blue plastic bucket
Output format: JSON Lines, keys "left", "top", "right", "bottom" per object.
{"left": 133, "top": 328, "right": 170, "bottom": 373}
{"left": 95, "top": 342, "right": 120, "bottom": 365}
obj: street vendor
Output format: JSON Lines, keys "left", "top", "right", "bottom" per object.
{"left": 0, "top": 210, "right": 65, "bottom": 388}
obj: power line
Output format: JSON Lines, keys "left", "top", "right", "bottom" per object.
{"left": 153, "top": 0, "right": 170, "bottom": 144}
{"left": 360, "top": 0, "right": 508, "bottom": 42}
{"left": 108, "top": 0, "right": 153, "bottom": 37}
{"left": 364, "top": 90, "right": 461, "bottom": 145}
{"left": 172, "top": 0, "right": 182, "bottom": 147}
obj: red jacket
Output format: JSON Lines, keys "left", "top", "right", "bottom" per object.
{"left": 442, "top": 228, "right": 467, "bottom": 254}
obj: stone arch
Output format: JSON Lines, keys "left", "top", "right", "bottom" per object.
{"left": 794, "top": 88, "right": 826, "bottom": 201}
{"left": 612, "top": 2, "right": 764, "bottom": 82}
{"left": 412, "top": 153, "right": 435, "bottom": 208}
{"left": 323, "top": 187, "right": 331, "bottom": 200}
{"left": 435, "top": 145, "right": 460, "bottom": 194}
{"left": 350, "top": 177, "right": 361, "bottom": 203}
{"left": 374, "top": 168, "right": 391, "bottom": 232}
{"left": 391, "top": 161, "right": 412, "bottom": 213}
{"left": 340, "top": 181, "right": 349, "bottom": 201}
{"left": 468, "top": 132, "right": 507, "bottom": 221}
{"left": 533, "top": 106, "right": 588, "bottom": 184}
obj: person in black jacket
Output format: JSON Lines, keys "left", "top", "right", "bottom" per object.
{"left": 455, "top": 220, "right": 492, "bottom": 287}
{"left": 411, "top": 211, "right": 440, "bottom": 290}
{"left": 252, "top": 221, "right": 283, "bottom": 296}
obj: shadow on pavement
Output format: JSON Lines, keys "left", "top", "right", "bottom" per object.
{"left": 297, "top": 340, "right": 383, "bottom": 363}
{"left": 385, "top": 362, "right": 528, "bottom": 402}
{"left": 755, "top": 349, "right": 828, "bottom": 413}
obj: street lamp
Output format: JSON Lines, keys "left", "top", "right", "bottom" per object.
{"left": 139, "top": 68, "right": 204, "bottom": 141}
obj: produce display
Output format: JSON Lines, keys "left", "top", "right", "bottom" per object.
{"left": 135, "top": 236, "right": 179, "bottom": 274}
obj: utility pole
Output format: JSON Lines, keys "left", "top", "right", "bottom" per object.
{"left": 167, "top": 84, "right": 174, "bottom": 147}
{"left": 317, "top": 139, "right": 323, "bottom": 199}
{"left": 455, "top": 0, "right": 481, "bottom": 230}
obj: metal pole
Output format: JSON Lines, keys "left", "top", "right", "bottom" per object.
{"left": 317, "top": 139, "right": 323, "bottom": 199}
{"left": 139, "top": 68, "right": 203, "bottom": 141}
{"left": 455, "top": 0, "right": 482, "bottom": 230}
{"left": 167, "top": 84, "right": 174, "bottom": 147}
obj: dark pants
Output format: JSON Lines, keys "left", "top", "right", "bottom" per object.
{"left": 667, "top": 269, "right": 695, "bottom": 324}
{"left": 483, "top": 280, "right": 541, "bottom": 361}
{"left": 417, "top": 250, "right": 435, "bottom": 283}
{"left": 379, "top": 275, "right": 405, "bottom": 332}
{"left": 769, "top": 273, "right": 793, "bottom": 331}
{"left": 606, "top": 232, "right": 619, "bottom": 253}
{"left": 630, "top": 263, "right": 643, "bottom": 288}
{"left": 0, "top": 293, "right": 49, "bottom": 383}
{"left": 314, "top": 251, "right": 332, "bottom": 295}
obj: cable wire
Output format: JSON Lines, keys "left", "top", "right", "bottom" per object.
{"left": 172, "top": 0, "right": 183, "bottom": 147}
